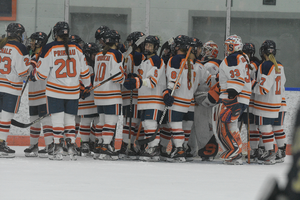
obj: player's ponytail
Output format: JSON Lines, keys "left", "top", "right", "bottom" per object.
{"left": 187, "top": 54, "right": 192, "bottom": 88}
{"left": 0, "top": 37, "right": 8, "bottom": 49}
{"left": 102, "top": 44, "right": 111, "bottom": 56}
{"left": 269, "top": 54, "right": 279, "bottom": 72}
{"left": 61, "top": 35, "right": 70, "bottom": 60}
{"left": 238, "top": 50, "right": 253, "bottom": 70}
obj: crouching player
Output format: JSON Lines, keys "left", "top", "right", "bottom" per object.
{"left": 218, "top": 35, "right": 251, "bottom": 165}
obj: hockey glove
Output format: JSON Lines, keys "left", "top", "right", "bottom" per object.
{"left": 123, "top": 77, "right": 142, "bottom": 90}
{"left": 220, "top": 96, "right": 241, "bottom": 123}
{"left": 80, "top": 84, "right": 92, "bottom": 100}
{"left": 163, "top": 89, "right": 174, "bottom": 107}
{"left": 28, "top": 68, "right": 37, "bottom": 82}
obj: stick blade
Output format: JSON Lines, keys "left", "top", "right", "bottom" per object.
{"left": 11, "top": 119, "right": 31, "bottom": 128}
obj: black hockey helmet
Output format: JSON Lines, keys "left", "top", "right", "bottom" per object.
{"left": 69, "top": 35, "right": 83, "bottom": 44}
{"left": 171, "top": 35, "right": 191, "bottom": 54}
{"left": 53, "top": 21, "right": 69, "bottom": 38}
{"left": 190, "top": 37, "right": 202, "bottom": 54}
{"left": 83, "top": 42, "right": 99, "bottom": 66}
{"left": 103, "top": 30, "right": 120, "bottom": 45}
{"left": 143, "top": 35, "right": 160, "bottom": 55}
{"left": 259, "top": 40, "right": 276, "bottom": 58}
{"left": 6, "top": 23, "right": 26, "bottom": 42}
{"left": 95, "top": 25, "right": 110, "bottom": 40}
{"left": 126, "top": 31, "right": 145, "bottom": 45}
{"left": 243, "top": 43, "right": 255, "bottom": 57}
{"left": 30, "top": 32, "right": 47, "bottom": 47}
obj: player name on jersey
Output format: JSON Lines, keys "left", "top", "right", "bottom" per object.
{"left": 0, "top": 48, "right": 12, "bottom": 55}
{"left": 54, "top": 49, "right": 76, "bottom": 57}
{"left": 97, "top": 55, "right": 110, "bottom": 61}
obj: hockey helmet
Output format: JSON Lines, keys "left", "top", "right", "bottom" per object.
{"left": 171, "top": 35, "right": 191, "bottom": 54}
{"left": 83, "top": 42, "right": 99, "bottom": 66}
{"left": 143, "top": 35, "right": 160, "bottom": 55}
{"left": 95, "top": 25, "right": 110, "bottom": 40}
{"left": 6, "top": 23, "right": 26, "bottom": 42}
{"left": 202, "top": 40, "right": 219, "bottom": 59}
{"left": 259, "top": 40, "right": 276, "bottom": 58}
{"left": 103, "top": 30, "right": 121, "bottom": 45}
{"left": 30, "top": 32, "right": 47, "bottom": 47}
{"left": 242, "top": 43, "right": 256, "bottom": 58}
{"left": 190, "top": 37, "right": 202, "bottom": 54}
{"left": 126, "top": 31, "right": 145, "bottom": 47}
{"left": 53, "top": 22, "right": 69, "bottom": 38}
{"left": 224, "top": 34, "right": 243, "bottom": 57}
{"left": 69, "top": 35, "right": 84, "bottom": 44}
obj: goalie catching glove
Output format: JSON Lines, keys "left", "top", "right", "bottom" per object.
{"left": 163, "top": 88, "right": 174, "bottom": 107}
{"left": 123, "top": 77, "right": 142, "bottom": 90}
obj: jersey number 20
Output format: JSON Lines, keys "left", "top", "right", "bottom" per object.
{"left": 55, "top": 58, "right": 77, "bottom": 78}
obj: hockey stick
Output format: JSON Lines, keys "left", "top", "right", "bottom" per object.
{"left": 88, "top": 71, "right": 122, "bottom": 92}
{"left": 136, "top": 47, "right": 193, "bottom": 146}
{"left": 159, "top": 37, "right": 174, "bottom": 57}
{"left": 123, "top": 35, "right": 147, "bottom": 59}
{"left": 11, "top": 113, "right": 50, "bottom": 128}
{"left": 247, "top": 106, "right": 251, "bottom": 164}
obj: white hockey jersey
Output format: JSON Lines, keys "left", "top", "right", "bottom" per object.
{"left": 219, "top": 52, "right": 251, "bottom": 105}
{"left": 35, "top": 41, "right": 91, "bottom": 99}
{"left": 0, "top": 41, "right": 31, "bottom": 96}
{"left": 93, "top": 49, "right": 125, "bottom": 106}
{"left": 166, "top": 54, "right": 197, "bottom": 113}
{"left": 28, "top": 54, "right": 47, "bottom": 106}
{"left": 201, "top": 58, "right": 222, "bottom": 76}
{"left": 247, "top": 60, "right": 260, "bottom": 113}
{"left": 78, "top": 65, "right": 97, "bottom": 116}
{"left": 122, "top": 52, "right": 145, "bottom": 106}
{"left": 252, "top": 60, "right": 286, "bottom": 118}
{"left": 137, "top": 54, "right": 166, "bottom": 111}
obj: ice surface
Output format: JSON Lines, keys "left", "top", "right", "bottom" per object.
{"left": 0, "top": 147, "right": 292, "bottom": 200}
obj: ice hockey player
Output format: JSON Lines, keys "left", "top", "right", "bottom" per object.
{"left": 30, "top": 21, "right": 91, "bottom": 160}
{"left": 78, "top": 42, "right": 99, "bottom": 156}
{"left": 0, "top": 23, "right": 31, "bottom": 158}
{"left": 160, "top": 35, "right": 196, "bottom": 162}
{"left": 69, "top": 35, "right": 85, "bottom": 49}
{"left": 24, "top": 31, "right": 54, "bottom": 158}
{"left": 124, "top": 35, "right": 166, "bottom": 161}
{"left": 252, "top": 40, "right": 286, "bottom": 165}
{"left": 95, "top": 25, "right": 110, "bottom": 50}
{"left": 218, "top": 34, "right": 251, "bottom": 165}
{"left": 119, "top": 31, "right": 145, "bottom": 159}
{"left": 190, "top": 40, "right": 221, "bottom": 161}
{"left": 92, "top": 30, "right": 125, "bottom": 160}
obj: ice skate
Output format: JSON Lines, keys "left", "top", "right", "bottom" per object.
{"left": 98, "top": 144, "right": 119, "bottom": 160}
{"left": 244, "top": 149, "right": 260, "bottom": 163}
{"left": 117, "top": 141, "right": 127, "bottom": 159}
{"left": 80, "top": 142, "right": 90, "bottom": 157}
{"left": 139, "top": 146, "right": 160, "bottom": 162}
{"left": 167, "top": 147, "right": 186, "bottom": 162}
{"left": 0, "top": 140, "right": 15, "bottom": 158}
{"left": 38, "top": 143, "right": 54, "bottom": 158}
{"left": 258, "top": 149, "right": 276, "bottom": 165}
{"left": 159, "top": 144, "right": 169, "bottom": 161}
{"left": 185, "top": 145, "right": 194, "bottom": 162}
{"left": 224, "top": 153, "right": 243, "bottom": 165}
{"left": 48, "top": 140, "right": 64, "bottom": 160}
{"left": 66, "top": 138, "right": 78, "bottom": 161}
{"left": 24, "top": 143, "right": 39, "bottom": 157}
{"left": 93, "top": 142, "right": 102, "bottom": 159}
{"left": 275, "top": 144, "right": 286, "bottom": 163}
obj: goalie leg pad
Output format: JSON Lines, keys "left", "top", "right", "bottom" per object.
{"left": 218, "top": 121, "right": 242, "bottom": 159}
{"left": 198, "top": 135, "right": 219, "bottom": 160}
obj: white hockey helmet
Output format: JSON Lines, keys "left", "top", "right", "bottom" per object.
{"left": 224, "top": 34, "right": 243, "bottom": 56}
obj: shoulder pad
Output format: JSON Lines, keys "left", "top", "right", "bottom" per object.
{"left": 225, "top": 53, "right": 240, "bottom": 67}
{"left": 170, "top": 54, "right": 185, "bottom": 69}
{"left": 210, "top": 58, "right": 222, "bottom": 65}
{"left": 8, "top": 41, "right": 28, "bottom": 56}
{"left": 149, "top": 55, "right": 162, "bottom": 69}
{"left": 40, "top": 42, "right": 57, "bottom": 58}
{"left": 133, "top": 52, "right": 144, "bottom": 66}
{"left": 109, "top": 49, "right": 123, "bottom": 63}
{"left": 260, "top": 61, "right": 274, "bottom": 75}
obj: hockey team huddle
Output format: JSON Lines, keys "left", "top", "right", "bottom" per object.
{"left": 0, "top": 21, "right": 286, "bottom": 165}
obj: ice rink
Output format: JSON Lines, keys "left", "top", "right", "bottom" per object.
{"left": 0, "top": 146, "right": 291, "bottom": 200}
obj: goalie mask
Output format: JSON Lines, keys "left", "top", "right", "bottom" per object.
{"left": 201, "top": 40, "right": 219, "bottom": 59}
{"left": 259, "top": 40, "right": 276, "bottom": 59}
{"left": 6, "top": 23, "right": 26, "bottom": 43}
{"left": 224, "top": 35, "right": 243, "bottom": 57}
